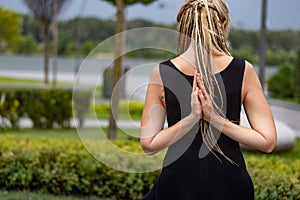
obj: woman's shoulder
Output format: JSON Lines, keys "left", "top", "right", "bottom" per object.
{"left": 230, "top": 57, "right": 254, "bottom": 75}
{"left": 243, "top": 59, "right": 256, "bottom": 77}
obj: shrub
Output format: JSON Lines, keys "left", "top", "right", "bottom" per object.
{"left": 72, "top": 90, "right": 92, "bottom": 128}
{"left": 12, "top": 35, "right": 37, "bottom": 54}
{"left": 0, "top": 89, "right": 27, "bottom": 128}
{"left": 0, "top": 88, "right": 91, "bottom": 129}
{"left": 267, "top": 63, "right": 295, "bottom": 99}
{"left": 294, "top": 49, "right": 300, "bottom": 102}
{"left": 94, "top": 101, "right": 144, "bottom": 120}
{"left": 0, "top": 135, "right": 299, "bottom": 199}
{"left": 246, "top": 155, "right": 300, "bottom": 200}
{"left": 0, "top": 136, "right": 159, "bottom": 199}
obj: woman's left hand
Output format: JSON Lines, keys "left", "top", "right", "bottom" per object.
{"left": 195, "top": 73, "right": 217, "bottom": 123}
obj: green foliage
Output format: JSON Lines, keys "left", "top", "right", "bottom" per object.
{"left": 231, "top": 47, "right": 258, "bottom": 64}
{"left": 266, "top": 48, "right": 297, "bottom": 66}
{"left": 294, "top": 49, "right": 300, "bottom": 102}
{"left": 229, "top": 29, "right": 259, "bottom": 52}
{"left": 0, "top": 135, "right": 299, "bottom": 199}
{"left": 229, "top": 29, "right": 300, "bottom": 65}
{"left": 25, "top": 89, "right": 73, "bottom": 129}
{"left": 94, "top": 101, "right": 144, "bottom": 120}
{"left": 0, "top": 136, "right": 159, "bottom": 199}
{"left": 102, "top": 0, "right": 158, "bottom": 6}
{"left": 21, "top": 14, "right": 43, "bottom": 42}
{"left": 267, "top": 63, "right": 295, "bottom": 98}
{"left": 0, "top": 90, "right": 27, "bottom": 129}
{"left": 0, "top": 8, "right": 23, "bottom": 52}
{"left": 268, "top": 48, "right": 300, "bottom": 102}
{"left": 80, "top": 40, "right": 97, "bottom": 56}
{"left": 0, "top": 88, "right": 91, "bottom": 129}
{"left": 58, "top": 32, "right": 75, "bottom": 55}
{"left": 12, "top": 35, "right": 38, "bottom": 54}
{"left": 126, "top": 48, "right": 176, "bottom": 60}
{"left": 0, "top": 190, "right": 104, "bottom": 200}
{"left": 59, "top": 17, "right": 115, "bottom": 44}
{"left": 246, "top": 155, "right": 300, "bottom": 200}
{"left": 267, "top": 30, "right": 300, "bottom": 51}
{"left": 73, "top": 90, "right": 92, "bottom": 128}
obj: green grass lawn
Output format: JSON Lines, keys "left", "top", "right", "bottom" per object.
{"left": 0, "top": 76, "right": 72, "bottom": 87}
{"left": 0, "top": 127, "right": 140, "bottom": 141}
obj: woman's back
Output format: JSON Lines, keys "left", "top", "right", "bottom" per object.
{"left": 142, "top": 57, "right": 254, "bottom": 200}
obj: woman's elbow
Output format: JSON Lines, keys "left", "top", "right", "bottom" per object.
{"left": 262, "top": 134, "right": 277, "bottom": 153}
{"left": 140, "top": 141, "right": 156, "bottom": 156}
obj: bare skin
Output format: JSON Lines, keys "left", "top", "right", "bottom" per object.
{"left": 140, "top": 53, "right": 277, "bottom": 155}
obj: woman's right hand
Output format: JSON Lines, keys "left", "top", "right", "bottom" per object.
{"left": 190, "top": 70, "right": 202, "bottom": 121}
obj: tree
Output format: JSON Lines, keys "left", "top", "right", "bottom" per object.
{"left": 295, "top": 49, "right": 300, "bottom": 102}
{"left": 259, "top": 0, "right": 268, "bottom": 89}
{"left": 101, "top": 0, "right": 158, "bottom": 140}
{"left": 0, "top": 8, "right": 22, "bottom": 52}
{"left": 23, "top": 0, "right": 68, "bottom": 85}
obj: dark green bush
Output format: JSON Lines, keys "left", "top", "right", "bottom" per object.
{"left": 12, "top": 35, "right": 37, "bottom": 54}
{"left": 0, "top": 135, "right": 299, "bottom": 199}
{"left": 72, "top": 90, "right": 92, "bottom": 128}
{"left": 294, "top": 49, "right": 300, "bottom": 102}
{"left": 267, "top": 63, "right": 295, "bottom": 98}
{"left": 246, "top": 155, "right": 300, "bottom": 200}
{"left": 25, "top": 89, "right": 73, "bottom": 129}
{"left": 0, "top": 89, "right": 27, "bottom": 128}
{"left": 94, "top": 101, "right": 144, "bottom": 120}
{"left": 0, "top": 88, "right": 91, "bottom": 129}
{"left": 0, "top": 136, "right": 159, "bottom": 199}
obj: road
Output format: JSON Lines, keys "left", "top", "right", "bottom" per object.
{"left": 268, "top": 99, "right": 300, "bottom": 137}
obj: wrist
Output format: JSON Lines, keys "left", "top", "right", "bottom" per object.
{"left": 210, "top": 114, "right": 226, "bottom": 129}
{"left": 187, "top": 113, "right": 201, "bottom": 125}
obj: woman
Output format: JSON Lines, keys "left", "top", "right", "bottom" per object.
{"left": 140, "top": 0, "right": 277, "bottom": 199}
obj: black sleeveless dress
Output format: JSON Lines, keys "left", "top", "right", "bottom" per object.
{"left": 142, "top": 58, "right": 254, "bottom": 200}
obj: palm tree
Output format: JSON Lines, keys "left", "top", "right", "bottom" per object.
{"left": 259, "top": 0, "right": 268, "bottom": 89}
{"left": 23, "top": 0, "right": 68, "bottom": 86}
{"left": 102, "top": 0, "right": 158, "bottom": 140}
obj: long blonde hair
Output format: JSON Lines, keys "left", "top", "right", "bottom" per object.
{"left": 177, "top": 0, "right": 236, "bottom": 165}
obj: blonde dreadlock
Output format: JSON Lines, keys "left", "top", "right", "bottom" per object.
{"left": 177, "top": 0, "right": 237, "bottom": 165}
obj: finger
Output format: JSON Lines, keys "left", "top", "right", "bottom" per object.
{"left": 196, "top": 73, "right": 205, "bottom": 91}
{"left": 193, "top": 87, "right": 200, "bottom": 103}
{"left": 192, "top": 70, "right": 197, "bottom": 92}
{"left": 198, "top": 89, "right": 206, "bottom": 103}
{"left": 196, "top": 74, "right": 209, "bottom": 100}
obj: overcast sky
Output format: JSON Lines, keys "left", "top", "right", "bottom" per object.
{"left": 0, "top": 0, "right": 299, "bottom": 30}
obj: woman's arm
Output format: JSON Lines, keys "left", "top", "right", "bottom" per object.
{"left": 140, "top": 67, "right": 201, "bottom": 155}
{"left": 197, "top": 62, "right": 277, "bottom": 153}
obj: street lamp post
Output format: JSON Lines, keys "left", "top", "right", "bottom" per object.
{"left": 259, "top": 0, "right": 268, "bottom": 90}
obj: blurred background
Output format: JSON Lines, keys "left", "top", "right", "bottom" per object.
{"left": 0, "top": 0, "right": 300, "bottom": 199}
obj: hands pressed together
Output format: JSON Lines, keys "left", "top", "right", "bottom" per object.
{"left": 190, "top": 70, "right": 217, "bottom": 123}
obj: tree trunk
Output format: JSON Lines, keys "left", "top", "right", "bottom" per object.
{"left": 52, "top": 0, "right": 58, "bottom": 88}
{"left": 295, "top": 49, "right": 300, "bottom": 102}
{"left": 259, "top": 0, "right": 268, "bottom": 90}
{"left": 44, "top": 24, "right": 49, "bottom": 86}
{"left": 108, "top": 0, "right": 125, "bottom": 140}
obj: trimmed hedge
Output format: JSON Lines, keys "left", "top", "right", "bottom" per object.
{"left": 94, "top": 101, "right": 144, "bottom": 120}
{"left": 0, "top": 136, "right": 158, "bottom": 199}
{"left": 0, "top": 88, "right": 91, "bottom": 129}
{"left": 247, "top": 155, "right": 300, "bottom": 200}
{"left": 0, "top": 135, "right": 299, "bottom": 199}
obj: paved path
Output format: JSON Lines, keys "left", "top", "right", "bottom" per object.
{"left": 268, "top": 99, "right": 300, "bottom": 137}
